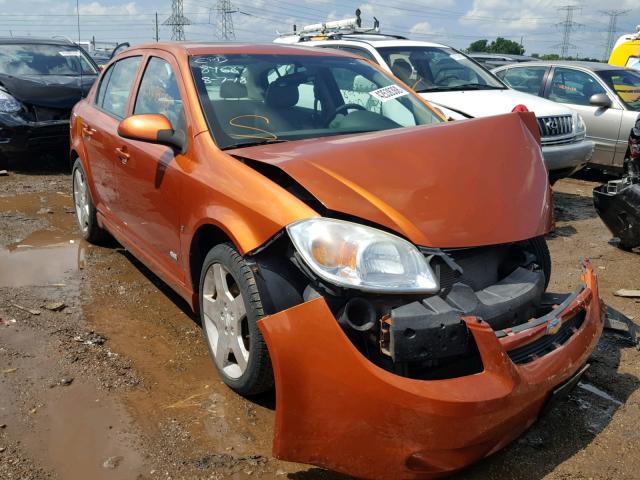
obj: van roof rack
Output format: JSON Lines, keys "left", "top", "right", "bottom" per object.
{"left": 275, "top": 9, "right": 404, "bottom": 42}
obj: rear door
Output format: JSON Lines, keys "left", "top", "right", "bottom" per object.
{"left": 544, "top": 66, "right": 623, "bottom": 168}
{"left": 113, "top": 54, "right": 186, "bottom": 283}
{"left": 83, "top": 55, "right": 142, "bottom": 217}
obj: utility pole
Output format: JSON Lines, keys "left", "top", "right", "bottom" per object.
{"left": 601, "top": 9, "right": 630, "bottom": 61}
{"left": 155, "top": 12, "right": 160, "bottom": 42}
{"left": 556, "top": 5, "right": 581, "bottom": 59}
{"left": 163, "top": 0, "right": 190, "bottom": 41}
{"left": 216, "top": 0, "right": 238, "bottom": 40}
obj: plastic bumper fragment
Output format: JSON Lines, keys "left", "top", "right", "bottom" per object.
{"left": 257, "top": 262, "right": 603, "bottom": 480}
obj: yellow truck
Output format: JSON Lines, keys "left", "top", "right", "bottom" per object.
{"left": 610, "top": 27, "right": 640, "bottom": 70}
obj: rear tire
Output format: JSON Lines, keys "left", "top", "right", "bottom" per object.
{"left": 527, "top": 236, "right": 552, "bottom": 290}
{"left": 199, "top": 243, "right": 273, "bottom": 396}
{"left": 72, "top": 158, "right": 105, "bottom": 244}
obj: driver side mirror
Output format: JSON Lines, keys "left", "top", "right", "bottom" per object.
{"left": 117, "top": 114, "right": 186, "bottom": 153}
{"left": 590, "top": 93, "right": 612, "bottom": 108}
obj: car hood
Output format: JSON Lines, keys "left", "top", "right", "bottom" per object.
{"left": 228, "top": 112, "right": 551, "bottom": 248}
{"left": 0, "top": 73, "right": 96, "bottom": 110}
{"left": 421, "top": 88, "right": 573, "bottom": 118}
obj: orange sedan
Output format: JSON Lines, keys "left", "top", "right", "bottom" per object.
{"left": 70, "top": 42, "right": 603, "bottom": 479}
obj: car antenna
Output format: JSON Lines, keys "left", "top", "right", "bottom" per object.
{"left": 75, "top": 0, "right": 84, "bottom": 99}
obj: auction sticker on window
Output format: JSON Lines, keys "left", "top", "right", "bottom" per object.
{"left": 370, "top": 84, "right": 408, "bottom": 102}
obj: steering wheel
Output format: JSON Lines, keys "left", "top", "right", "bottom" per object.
{"left": 324, "top": 103, "right": 367, "bottom": 126}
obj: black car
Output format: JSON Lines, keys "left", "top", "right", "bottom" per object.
{"left": 0, "top": 38, "right": 99, "bottom": 166}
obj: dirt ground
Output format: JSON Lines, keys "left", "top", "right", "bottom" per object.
{"left": 0, "top": 159, "right": 639, "bottom": 480}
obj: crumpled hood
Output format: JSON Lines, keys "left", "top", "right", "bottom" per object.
{"left": 422, "top": 88, "right": 573, "bottom": 118}
{"left": 0, "top": 73, "right": 96, "bottom": 109}
{"left": 229, "top": 112, "right": 552, "bottom": 248}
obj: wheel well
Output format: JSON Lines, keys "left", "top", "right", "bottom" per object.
{"left": 189, "top": 224, "right": 233, "bottom": 292}
{"left": 70, "top": 149, "right": 79, "bottom": 170}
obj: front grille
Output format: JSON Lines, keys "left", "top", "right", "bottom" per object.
{"left": 507, "top": 311, "right": 585, "bottom": 365}
{"left": 537, "top": 115, "right": 573, "bottom": 138}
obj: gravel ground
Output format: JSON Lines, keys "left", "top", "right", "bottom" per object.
{"left": 0, "top": 161, "right": 638, "bottom": 480}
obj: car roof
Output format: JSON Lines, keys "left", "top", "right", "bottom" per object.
{"left": 498, "top": 60, "right": 625, "bottom": 71}
{"left": 0, "top": 37, "right": 82, "bottom": 47}
{"left": 469, "top": 52, "right": 536, "bottom": 61}
{"left": 126, "top": 42, "right": 360, "bottom": 58}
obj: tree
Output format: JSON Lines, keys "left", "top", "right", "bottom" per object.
{"left": 467, "top": 37, "right": 525, "bottom": 55}
{"left": 468, "top": 39, "right": 489, "bottom": 52}
{"left": 488, "top": 37, "right": 525, "bottom": 55}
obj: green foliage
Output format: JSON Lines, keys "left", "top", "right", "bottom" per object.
{"left": 467, "top": 37, "right": 525, "bottom": 55}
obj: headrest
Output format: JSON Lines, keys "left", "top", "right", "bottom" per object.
{"left": 265, "top": 83, "right": 299, "bottom": 108}
{"left": 219, "top": 81, "right": 248, "bottom": 99}
{"left": 392, "top": 59, "right": 411, "bottom": 73}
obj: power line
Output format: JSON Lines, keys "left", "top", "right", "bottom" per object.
{"left": 556, "top": 5, "right": 582, "bottom": 58}
{"left": 164, "top": 0, "right": 190, "bottom": 41}
{"left": 601, "top": 9, "right": 630, "bottom": 60}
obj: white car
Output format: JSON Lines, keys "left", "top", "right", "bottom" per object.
{"left": 276, "top": 33, "right": 594, "bottom": 182}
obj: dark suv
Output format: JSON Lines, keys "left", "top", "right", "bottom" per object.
{"left": 0, "top": 38, "right": 98, "bottom": 166}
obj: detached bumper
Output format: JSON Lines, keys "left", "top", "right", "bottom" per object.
{"left": 0, "top": 115, "right": 69, "bottom": 154}
{"left": 542, "top": 139, "right": 593, "bottom": 180}
{"left": 258, "top": 262, "right": 603, "bottom": 480}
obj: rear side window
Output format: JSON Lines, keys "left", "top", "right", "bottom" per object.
{"left": 498, "top": 67, "right": 548, "bottom": 95}
{"left": 134, "top": 57, "right": 185, "bottom": 130}
{"left": 97, "top": 56, "right": 141, "bottom": 118}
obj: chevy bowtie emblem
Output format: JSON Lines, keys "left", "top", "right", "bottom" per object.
{"left": 546, "top": 318, "right": 562, "bottom": 335}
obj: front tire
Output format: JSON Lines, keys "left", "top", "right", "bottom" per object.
{"left": 72, "top": 158, "right": 105, "bottom": 243}
{"left": 528, "top": 236, "right": 552, "bottom": 290}
{"left": 199, "top": 243, "right": 273, "bottom": 395}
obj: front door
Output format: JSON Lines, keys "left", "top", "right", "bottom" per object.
{"left": 113, "top": 55, "right": 186, "bottom": 283}
{"left": 546, "top": 67, "right": 623, "bottom": 168}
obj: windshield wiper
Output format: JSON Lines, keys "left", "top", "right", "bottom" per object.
{"left": 221, "top": 138, "right": 288, "bottom": 150}
{"left": 416, "top": 84, "right": 505, "bottom": 92}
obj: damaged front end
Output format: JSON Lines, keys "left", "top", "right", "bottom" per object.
{"left": 249, "top": 225, "right": 604, "bottom": 479}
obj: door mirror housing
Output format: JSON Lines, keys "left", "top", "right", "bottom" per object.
{"left": 589, "top": 93, "right": 612, "bottom": 108}
{"left": 117, "top": 114, "right": 186, "bottom": 153}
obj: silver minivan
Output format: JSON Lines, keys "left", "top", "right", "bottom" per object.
{"left": 493, "top": 61, "right": 640, "bottom": 172}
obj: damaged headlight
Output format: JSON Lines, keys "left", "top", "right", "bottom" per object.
{"left": 0, "top": 89, "right": 21, "bottom": 114}
{"left": 287, "top": 218, "right": 439, "bottom": 293}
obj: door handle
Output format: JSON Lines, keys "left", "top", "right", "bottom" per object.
{"left": 115, "top": 146, "right": 130, "bottom": 165}
{"left": 82, "top": 125, "right": 96, "bottom": 136}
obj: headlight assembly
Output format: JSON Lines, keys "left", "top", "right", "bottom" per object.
{"left": 0, "top": 89, "right": 21, "bottom": 114}
{"left": 287, "top": 217, "right": 439, "bottom": 293}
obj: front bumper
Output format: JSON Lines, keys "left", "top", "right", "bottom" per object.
{"left": 541, "top": 139, "right": 594, "bottom": 179}
{"left": 258, "top": 261, "right": 603, "bottom": 480}
{"left": 0, "top": 114, "right": 69, "bottom": 154}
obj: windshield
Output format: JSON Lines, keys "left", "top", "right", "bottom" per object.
{"left": 377, "top": 46, "right": 506, "bottom": 92}
{"left": 596, "top": 69, "right": 640, "bottom": 111}
{"left": 189, "top": 54, "right": 442, "bottom": 149}
{"left": 0, "top": 43, "right": 97, "bottom": 76}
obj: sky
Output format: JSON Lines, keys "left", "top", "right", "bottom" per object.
{"left": 0, "top": 0, "right": 638, "bottom": 59}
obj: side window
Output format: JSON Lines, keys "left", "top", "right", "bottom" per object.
{"left": 134, "top": 57, "right": 184, "bottom": 130}
{"left": 498, "top": 67, "right": 548, "bottom": 95}
{"left": 338, "top": 46, "right": 377, "bottom": 63}
{"left": 100, "top": 56, "right": 141, "bottom": 118}
{"left": 548, "top": 67, "right": 606, "bottom": 106}
{"left": 95, "top": 63, "right": 114, "bottom": 107}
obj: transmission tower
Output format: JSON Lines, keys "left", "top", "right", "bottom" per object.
{"left": 601, "top": 9, "right": 631, "bottom": 60}
{"left": 163, "top": 0, "right": 190, "bottom": 41}
{"left": 556, "top": 5, "right": 582, "bottom": 59}
{"left": 216, "top": 0, "right": 238, "bottom": 40}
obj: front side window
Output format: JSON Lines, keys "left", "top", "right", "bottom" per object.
{"left": 190, "top": 54, "right": 442, "bottom": 149}
{"left": 0, "top": 43, "right": 97, "bottom": 76}
{"left": 377, "top": 46, "right": 506, "bottom": 93}
{"left": 548, "top": 68, "right": 606, "bottom": 107}
{"left": 98, "top": 56, "right": 141, "bottom": 118}
{"left": 134, "top": 57, "right": 185, "bottom": 129}
{"left": 496, "top": 67, "right": 548, "bottom": 95}
{"left": 596, "top": 69, "right": 640, "bottom": 111}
